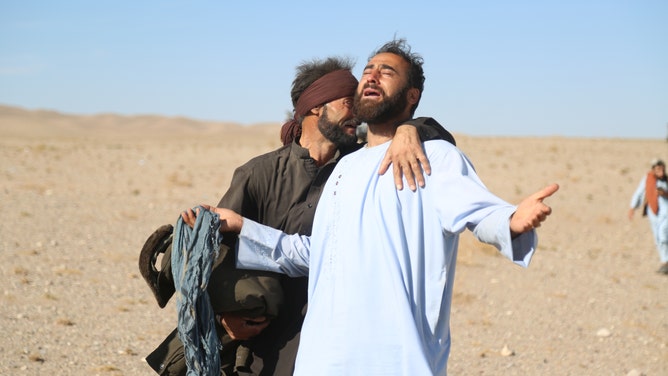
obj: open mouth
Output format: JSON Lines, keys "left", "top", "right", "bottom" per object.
{"left": 363, "top": 88, "right": 381, "bottom": 98}
{"left": 362, "top": 83, "right": 382, "bottom": 98}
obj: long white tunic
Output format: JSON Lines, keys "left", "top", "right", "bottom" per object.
{"left": 629, "top": 174, "right": 668, "bottom": 262}
{"left": 236, "top": 140, "right": 537, "bottom": 375}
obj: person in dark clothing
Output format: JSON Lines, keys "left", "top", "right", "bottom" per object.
{"left": 140, "top": 56, "right": 456, "bottom": 375}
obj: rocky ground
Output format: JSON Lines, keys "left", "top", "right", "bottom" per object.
{"left": 1, "top": 107, "right": 665, "bottom": 375}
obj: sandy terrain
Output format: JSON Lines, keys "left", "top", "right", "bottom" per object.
{"left": 1, "top": 105, "right": 666, "bottom": 375}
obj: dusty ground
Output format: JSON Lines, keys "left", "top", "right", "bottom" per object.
{"left": 0, "top": 105, "right": 666, "bottom": 375}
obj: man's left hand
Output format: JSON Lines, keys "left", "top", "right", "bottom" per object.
{"left": 510, "top": 183, "right": 559, "bottom": 237}
{"left": 379, "top": 124, "right": 431, "bottom": 191}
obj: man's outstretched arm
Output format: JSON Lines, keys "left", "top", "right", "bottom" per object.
{"left": 182, "top": 206, "right": 311, "bottom": 277}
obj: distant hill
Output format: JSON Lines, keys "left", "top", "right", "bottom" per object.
{"left": 0, "top": 104, "right": 280, "bottom": 139}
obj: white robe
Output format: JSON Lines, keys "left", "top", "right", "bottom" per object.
{"left": 630, "top": 174, "right": 668, "bottom": 262}
{"left": 236, "top": 139, "right": 537, "bottom": 375}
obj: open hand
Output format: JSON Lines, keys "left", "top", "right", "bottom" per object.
{"left": 378, "top": 124, "right": 431, "bottom": 191}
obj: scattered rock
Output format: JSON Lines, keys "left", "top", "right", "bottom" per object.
{"left": 28, "top": 353, "right": 45, "bottom": 363}
{"left": 500, "top": 345, "right": 515, "bottom": 357}
{"left": 596, "top": 328, "right": 612, "bottom": 337}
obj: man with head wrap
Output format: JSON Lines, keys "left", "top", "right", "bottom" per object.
{"left": 141, "top": 56, "right": 455, "bottom": 375}
{"left": 280, "top": 66, "right": 358, "bottom": 146}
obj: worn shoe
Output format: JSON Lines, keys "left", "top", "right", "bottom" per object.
{"left": 138, "top": 224, "right": 174, "bottom": 308}
{"left": 657, "top": 262, "right": 668, "bottom": 275}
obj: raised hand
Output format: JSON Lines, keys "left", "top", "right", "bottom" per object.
{"left": 510, "top": 183, "right": 559, "bottom": 237}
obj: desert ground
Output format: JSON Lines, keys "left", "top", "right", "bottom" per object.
{"left": 0, "top": 104, "right": 666, "bottom": 375}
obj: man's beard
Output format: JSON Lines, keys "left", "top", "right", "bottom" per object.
{"left": 317, "top": 107, "right": 358, "bottom": 147}
{"left": 353, "top": 84, "right": 409, "bottom": 124}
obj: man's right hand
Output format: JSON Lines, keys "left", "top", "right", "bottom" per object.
{"left": 218, "top": 313, "right": 270, "bottom": 340}
{"left": 208, "top": 206, "right": 244, "bottom": 233}
{"left": 181, "top": 205, "right": 244, "bottom": 233}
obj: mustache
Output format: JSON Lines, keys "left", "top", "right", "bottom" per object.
{"left": 342, "top": 118, "right": 361, "bottom": 127}
{"left": 362, "top": 82, "right": 384, "bottom": 94}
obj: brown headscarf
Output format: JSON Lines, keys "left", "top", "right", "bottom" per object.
{"left": 280, "top": 69, "right": 358, "bottom": 145}
{"left": 646, "top": 172, "right": 658, "bottom": 215}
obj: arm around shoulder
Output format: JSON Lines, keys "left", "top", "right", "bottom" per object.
{"left": 404, "top": 117, "right": 456, "bottom": 145}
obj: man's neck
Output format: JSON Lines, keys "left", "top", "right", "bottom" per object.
{"left": 299, "top": 124, "right": 338, "bottom": 166}
{"left": 366, "top": 116, "right": 411, "bottom": 147}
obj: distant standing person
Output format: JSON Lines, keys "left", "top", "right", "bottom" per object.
{"left": 628, "top": 158, "right": 668, "bottom": 274}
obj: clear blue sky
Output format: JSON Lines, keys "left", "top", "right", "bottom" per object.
{"left": 1, "top": 1, "right": 667, "bottom": 139}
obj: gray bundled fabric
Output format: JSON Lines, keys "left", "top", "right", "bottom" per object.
{"left": 172, "top": 206, "right": 223, "bottom": 376}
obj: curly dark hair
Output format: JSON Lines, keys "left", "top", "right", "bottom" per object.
{"left": 290, "top": 56, "right": 356, "bottom": 111}
{"left": 369, "top": 38, "right": 424, "bottom": 115}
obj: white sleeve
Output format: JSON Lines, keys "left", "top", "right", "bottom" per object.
{"left": 629, "top": 177, "right": 646, "bottom": 209}
{"left": 235, "top": 218, "right": 311, "bottom": 277}
{"left": 425, "top": 141, "right": 537, "bottom": 267}
{"left": 472, "top": 206, "right": 537, "bottom": 268}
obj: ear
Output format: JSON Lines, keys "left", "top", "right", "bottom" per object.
{"left": 407, "top": 88, "right": 421, "bottom": 105}
{"left": 309, "top": 105, "right": 322, "bottom": 117}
